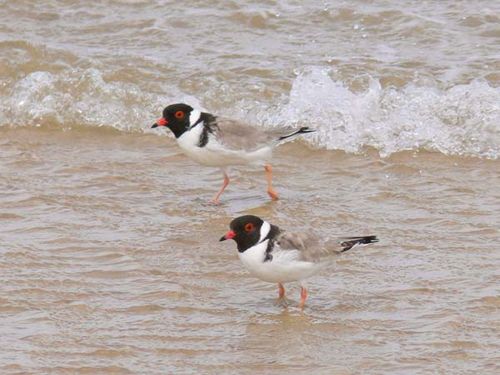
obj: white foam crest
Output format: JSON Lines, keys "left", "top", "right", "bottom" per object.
{"left": 268, "top": 68, "right": 500, "bottom": 159}
{"left": 0, "top": 68, "right": 200, "bottom": 132}
{"left": 2, "top": 67, "right": 499, "bottom": 160}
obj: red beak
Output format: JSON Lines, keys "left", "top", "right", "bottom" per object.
{"left": 152, "top": 117, "right": 168, "bottom": 128}
{"left": 219, "top": 230, "right": 236, "bottom": 241}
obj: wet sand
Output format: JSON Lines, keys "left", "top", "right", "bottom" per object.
{"left": 1, "top": 127, "right": 499, "bottom": 374}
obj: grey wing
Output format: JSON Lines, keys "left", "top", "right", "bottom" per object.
{"left": 213, "top": 117, "right": 299, "bottom": 151}
{"left": 275, "top": 231, "right": 368, "bottom": 262}
{"left": 275, "top": 231, "right": 379, "bottom": 262}
{"left": 212, "top": 117, "right": 275, "bottom": 151}
{"left": 275, "top": 231, "right": 330, "bottom": 262}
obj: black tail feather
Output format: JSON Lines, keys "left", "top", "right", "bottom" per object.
{"left": 339, "top": 235, "right": 378, "bottom": 253}
{"left": 278, "top": 127, "right": 315, "bottom": 141}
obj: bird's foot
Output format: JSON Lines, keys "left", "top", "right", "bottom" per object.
{"left": 275, "top": 297, "right": 293, "bottom": 308}
{"left": 267, "top": 189, "right": 279, "bottom": 201}
{"left": 298, "top": 287, "right": 308, "bottom": 310}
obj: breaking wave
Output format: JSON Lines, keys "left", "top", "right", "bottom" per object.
{"left": 0, "top": 68, "right": 200, "bottom": 132}
{"left": 270, "top": 68, "right": 500, "bottom": 159}
{"left": 1, "top": 67, "right": 499, "bottom": 159}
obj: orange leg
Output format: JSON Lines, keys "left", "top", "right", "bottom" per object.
{"left": 264, "top": 164, "right": 279, "bottom": 200}
{"left": 212, "top": 170, "right": 229, "bottom": 204}
{"left": 299, "top": 286, "right": 308, "bottom": 310}
{"left": 276, "top": 283, "right": 291, "bottom": 307}
{"left": 278, "top": 283, "right": 285, "bottom": 299}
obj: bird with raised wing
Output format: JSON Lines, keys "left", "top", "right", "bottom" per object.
{"left": 220, "top": 215, "right": 378, "bottom": 309}
{"left": 152, "top": 103, "right": 314, "bottom": 204}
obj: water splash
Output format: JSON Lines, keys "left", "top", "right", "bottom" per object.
{"left": 1, "top": 67, "right": 498, "bottom": 159}
{"left": 271, "top": 68, "right": 500, "bottom": 159}
{"left": 0, "top": 68, "right": 200, "bottom": 132}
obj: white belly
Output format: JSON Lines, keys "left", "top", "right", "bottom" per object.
{"left": 238, "top": 241, "right": 319, "bottom": 283}
{"left": 176, "top": 128, "right": 272, "bottom": 167}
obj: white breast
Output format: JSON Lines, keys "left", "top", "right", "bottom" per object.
{"left": 176, "top": 126, "right": 203, "bottom": 152}
{"left": 238, "top": 240, "right": 319, "bottom": 283}
{"left": 176, "top": 126, "right": 217, "bottom": 165}
{"left": 176, "top": 126, "right": 273, "bottom": 167}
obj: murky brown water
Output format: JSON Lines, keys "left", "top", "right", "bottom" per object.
{"left": 1, "top": 0, "right": 500, "bottom": 373}
{"left": 1, "top": 127, "right": 499, "bottom": 374}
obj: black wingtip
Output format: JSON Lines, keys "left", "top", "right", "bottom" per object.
{"left": 278, "top": 127, "right": 316, "bottom": 141}
{"left": 340, "top": 235, "right": 378, "bottom": 252}
{"left": 298, "top": 126, "right": 316, "bottom": 134}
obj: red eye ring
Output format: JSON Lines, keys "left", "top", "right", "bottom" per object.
{"left": 245, "top": 223, "right": 254, "bottom": 232}
{"left": 175, "top": 111, "right": 184, "bottom": 119}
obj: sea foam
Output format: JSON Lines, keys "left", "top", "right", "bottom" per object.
{"left": 1, "top": 67, "right": 498, "bottom": 159}
{"left": 269, "top": 68, "right": 500, "bottom": 159}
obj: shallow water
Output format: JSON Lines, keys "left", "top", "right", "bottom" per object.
{"left": 1, "top": 128, "right": 499, "bottom": 374}
{"left": 1, "top": 0, "right": 500, "bottom": 374}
